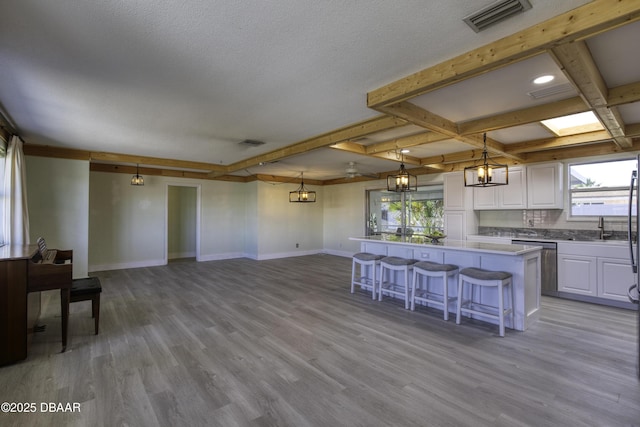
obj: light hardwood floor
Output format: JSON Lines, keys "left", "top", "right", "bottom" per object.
{"left": 1, "top": 254, "right": 638, "bottom": 426}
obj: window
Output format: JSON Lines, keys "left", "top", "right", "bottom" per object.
{"left": 366, "top": 185, "right": 444, "bottom": 235}
{"left": 569, "top": 158, "right": 636, "bottom": 217}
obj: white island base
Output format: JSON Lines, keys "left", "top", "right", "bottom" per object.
{"left": 351, "top": 236, "right": 542, "bottom": 331}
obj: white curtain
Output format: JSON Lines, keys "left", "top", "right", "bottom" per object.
{"left": 2, "top": 135, "right": 30, "bottom": 245}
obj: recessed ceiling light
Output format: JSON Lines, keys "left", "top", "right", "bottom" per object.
{"left": 533, "top": 74, "right": 555, "bottom": 85}
{"left": 400, "top": 149, "right": 410, "bottom": 153}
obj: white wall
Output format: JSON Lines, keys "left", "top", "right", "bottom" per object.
{"left": 322, "top": 181, "right": 368, "bottom": 256}
{"left": 90, "top": 172, "right": 249, "bottom": 270}
{"left": 255, "top": 180, "right": 324, "bottom": 260}
{"left": 26, "top": 156, "right": 89, "bottom": 278}
{"left": 26, "top": 156, "right": 455, "bottom": 272}
{"left": 89, "top": 171, "right": 167, "bottom": 270}
{"left": 199, "top": 179, "right": 246, "bottom": 261}
{"left": 88, "top": 169, "right": 327, "bottom": 269}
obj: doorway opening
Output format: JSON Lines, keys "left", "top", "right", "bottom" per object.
{"left": 166, "top": 184, "right": 201, "bottom": 263}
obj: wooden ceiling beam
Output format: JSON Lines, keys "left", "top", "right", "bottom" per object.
{"left": 608, "top": 81, "right": 640, "bottom": 107}
{"left": 524, "top": 139, "right": 640, "bottom": 163}
{"left": 420, "top": 149, "right": 489, "bottom": 166}
{"left": 551, "top": 40, "right": 632, "bottom": 148}
{"left": 458, "top": 97, "right": 587, "bottom": 135}
{"left": 377, "top": 101, "right": 525, "bottom": 161}
{"left": 504, "top": 130, "right": 613, "bottom": 154}
{"left": 367, "top": 0, "right": 640, "bottom": 108}
{"left": 216, "top": 115, "right": 408, "bottom": 176}
{"left": 364, "top": 131, "right": 450, "bottom": 154}
{"left": 90, "top": 151, "right": 227, "bottom": 172}
{"left": 23, "top": 144, "right": 92, "bottom": 160}
{"left": 89, "top": 163, "right": 248, "bottom": 182}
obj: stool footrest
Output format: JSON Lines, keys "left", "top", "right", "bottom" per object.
{"left": 459, "top": 301, "right": 513, "bottom": 319}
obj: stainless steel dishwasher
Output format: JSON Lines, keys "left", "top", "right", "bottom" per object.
{"left": 512, "top": 239, "right": 558, "bottom": 296}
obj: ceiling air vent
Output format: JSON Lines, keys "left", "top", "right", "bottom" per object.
{"left": 527, "top": 83, "right": 575, "bottom": 100}
{"left": 238, "top": 139, "right": 265, "bottom": 147}
{"left": 463, "top": 0, "right": 532, "bottom": 33}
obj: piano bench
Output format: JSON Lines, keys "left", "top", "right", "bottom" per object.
{"left": 70, "top": 277, "right": 102, "bottom": 335}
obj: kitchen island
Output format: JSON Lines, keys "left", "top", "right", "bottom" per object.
{"left": 350, "top": 236, "right": 542, "bottom": 331}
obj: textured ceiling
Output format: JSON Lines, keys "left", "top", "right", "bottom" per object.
{"left": 1, "top": 0, "right": 631, "bottom": 181}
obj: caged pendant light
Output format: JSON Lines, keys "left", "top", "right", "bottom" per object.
{"left": 464, "top": 133, "right": 508, "bottom": 187}
{"left": 387, "top": 152, "right": 417, "bottom": 192}
{"left": 131, "top": 163, "right": 144, "bottom": 186}
{"left": 289, "top": 172, "right": 316, "bottom": 203}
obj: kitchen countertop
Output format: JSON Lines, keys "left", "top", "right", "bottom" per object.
{"left": 467, "top": 234, "right": 630, "bottom": 246}
{"left": 350, "top": 236, "right": 542, "bottom": 256}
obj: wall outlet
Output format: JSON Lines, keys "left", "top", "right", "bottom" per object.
{"left": 296, "top": 243, "right": 299, "bottom": 248}
{"left": 421, "top": 253, "right": 429, "bottom": 258}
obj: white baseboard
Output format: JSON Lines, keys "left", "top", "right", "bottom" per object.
{"left": 322, "top": 249, "right": 353, "bottom": 258}
{"left": 88, "top": 258, "right": 165, "bottom": 273}
{"left": 168, "top": 251, "right": 196, "bottom": 260}
{"left": 89, "top": 248, "right": 352, "bottom": 272}
{"left": 253, "top": 249, "right": 321, "bottom": 260}
{"left": 197, "top": 252, "right": 246, "bottom": 262}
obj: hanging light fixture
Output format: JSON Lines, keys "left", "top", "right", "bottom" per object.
{"left": 131, "top": 163, "right": 144, "bottom": 186}
{"left": 464, "top": 133, "right": 508, "bottom": 187}
{"left": 289, "top": 172, "right": 316, "bottom": 203}
{"left": 387, "top": 152, "right": 417, "bottom": 192}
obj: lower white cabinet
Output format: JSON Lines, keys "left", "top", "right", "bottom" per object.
{"left": 557, "top": 242, "right": 633, "bottom": 302}
{"left": 597, "top": 257, "right": 635, "bottom": 302}
{"left": 558, "top": 253, "right": 597, "bottom": 296}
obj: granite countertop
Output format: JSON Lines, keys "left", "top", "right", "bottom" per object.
{"left": 469, "top": 234, "right": 630, "bottom": 246}
{"left": 350, "top": 236, "right": 542, "bottom": 256}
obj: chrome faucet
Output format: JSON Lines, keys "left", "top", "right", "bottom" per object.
{"left": 598, "top": 216, "right": 605, "bottom": 239}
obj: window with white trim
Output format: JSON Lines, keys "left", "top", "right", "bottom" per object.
{"left": 569, "top": 158, "right": 636, "bottom": 217}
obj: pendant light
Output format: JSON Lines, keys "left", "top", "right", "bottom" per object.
{"left": 464, "top": 133, "right": 508, "bottom": 187}
{"left": 131, "top": 163, "right": 144, "bottom": 186}
{"left": 387, "top": 152, "right": 417, "bottom": 192}
{"left": 289, "top": 172, "right": 316, "bottom": 202}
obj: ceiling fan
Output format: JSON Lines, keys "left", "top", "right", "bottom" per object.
{"left": 345, "top": 161, "right": 379, "bottom": 179}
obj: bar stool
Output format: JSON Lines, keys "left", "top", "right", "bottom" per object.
{"left": 455, "top": 267, "right": 513, "bottom": 337}
{"left": 379, "top": 256, "right": 417, "bottom": 309}
{"left": 410, "top": 261, "right": 459, "bottom": 320}
{"left": 351, "top": 252, "right": 385, "bottom": 299}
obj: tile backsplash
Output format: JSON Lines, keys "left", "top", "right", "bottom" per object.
{"left": 478, "top": 209, "right": 632, "bottom": 238}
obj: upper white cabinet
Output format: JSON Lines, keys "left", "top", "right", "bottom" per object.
{"left": 473, "top": 166, "right": 526, "bottom": 210}
{"left": 526, "top": 162, "right": 564, "bottom": 209}
{"left": 444, "top": 172, "right": 472, "bottom": 210}
{"left": 443, "top": 172, "right": 477, "bottom": 238}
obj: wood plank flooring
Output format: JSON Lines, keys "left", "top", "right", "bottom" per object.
{"left": 1, "top": 254, "right": 638, "bottom": 426}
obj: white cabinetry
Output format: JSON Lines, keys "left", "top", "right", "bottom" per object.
{"left": 444, "top": 172, "right": 468, "bottom": 210}
{"left": 558, "top": 253, "right": 597, "bottom": 296}
{"left": 527, "top": 162, "right": 564, "bottom": 209}
{"left": 557, "top": 242, "right": 633, "bottom": 302}
{"left": 473, "top": 166, "right": 526, "bottom": 210}
{"left": 597, "top": 257, "right": 635, "bottom": 302}
{"left": 443, "top": 172, "right": 476, "bottom": 240}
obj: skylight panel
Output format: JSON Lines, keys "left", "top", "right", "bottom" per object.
{"left": 540, "top": 111, "right": 604, "bottom": 136}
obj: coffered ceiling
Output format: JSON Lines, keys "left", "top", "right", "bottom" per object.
{"left": 1, "top": 1, "right": 640, "bottom": 185}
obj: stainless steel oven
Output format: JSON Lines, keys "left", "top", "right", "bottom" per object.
{"left": 512, "top": 239, "right": 558, "bottom": 296}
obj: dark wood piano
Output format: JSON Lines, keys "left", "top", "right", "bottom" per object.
{"left": 0, "top": 243, "right": 72, "bottom": 366}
